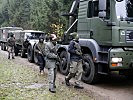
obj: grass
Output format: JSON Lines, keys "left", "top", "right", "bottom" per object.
{"left": 0, "top": 56, "right": 92, "bottom": 100}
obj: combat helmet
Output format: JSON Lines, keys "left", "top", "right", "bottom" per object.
{"left": 70, "top": 32, "right": 79, "bottom": 41}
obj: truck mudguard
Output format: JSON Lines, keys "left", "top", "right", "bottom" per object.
{"left": 79, "top": 39, "right": 100, "bottom": 63}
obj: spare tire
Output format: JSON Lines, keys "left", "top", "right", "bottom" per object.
{"left": 27, "top": 45, "right": 34, "bottom": 63}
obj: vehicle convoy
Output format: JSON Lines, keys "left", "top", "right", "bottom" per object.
{"left": 12, "top": 30, "right": 45, "bottom": 63}
{"left": 0, "top": 27, "right": 23, "bottom": 51}
{"left": 56, "top": 0, "right": 133, "bottom": 84}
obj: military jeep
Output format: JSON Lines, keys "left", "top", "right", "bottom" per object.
{"left": 13, "top": 30, "right": 45, "bottom": 62}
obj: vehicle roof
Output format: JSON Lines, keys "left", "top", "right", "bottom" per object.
{"left": 22, "top": 30, "right": 44, "bottom": 33}
{"left": 0, "top": 27, "right": 23, "bottom": 30}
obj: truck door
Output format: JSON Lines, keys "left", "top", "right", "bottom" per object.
{"left": 90, "top": 0, "right": 112, "bottom": 45}
{"left": 77, "top": 0, "right": 90, "bottom": 39}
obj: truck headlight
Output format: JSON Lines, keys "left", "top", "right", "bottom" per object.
{"left": 111, "top": 58, "right": 123, "bottom": 63}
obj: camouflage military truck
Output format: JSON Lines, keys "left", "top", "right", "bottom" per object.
{"left": 12, "top": 30, "right": 45, "bottom": 63}
{"left": 57, "top": 0, "right": 133, "bottom": 84}
{"left": 0, "top": 27, "right": 23, "bottom": 51}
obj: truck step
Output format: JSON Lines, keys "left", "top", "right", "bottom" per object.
{"left": 98, "top": 72, "right": 108, "bottom": 75}
{"left": 97, "top": 61, "right": 108, "bottom": 64}
{"left": 98, "top": 51, "right": 108, "bottom": 54}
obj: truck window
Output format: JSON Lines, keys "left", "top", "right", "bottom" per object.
{"left": 87, "top": 0, "right": 110, "bottom": 19}
{"left": 87, "top": 1, "right": 93, "bottom": 18}
{"left": 87, "top": 1, "right": 99, "bottom": 18}
{"left": 93, "top": 1, "right": 99, "bottom": 17}
{"left": 106, "top": 0, "right": 110, "bottom": 19}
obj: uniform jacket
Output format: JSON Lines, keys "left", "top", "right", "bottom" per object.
{"left": 7, "top": 37, "right": 15, "bottom": 47}
{"left": 68, "top": 40, "right": 82, "bottom": 61}
{"left": 45, "top": 42, "right": 57, "bottom": 60}
{"left": 34, "top": 42, "right": 46, "bottom": 56}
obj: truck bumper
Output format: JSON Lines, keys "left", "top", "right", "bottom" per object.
{"left": 109, "top": 48, "right": 133, "bottom": 70}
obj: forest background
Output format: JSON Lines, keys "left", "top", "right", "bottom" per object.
{"left": 0, "top": 0, "right": 73, "bottom": 37}
{"left": 0, "top": 0, "right": 133, "bottom": 37}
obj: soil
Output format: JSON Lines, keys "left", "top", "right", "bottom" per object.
{"left": 1, "top": 49, "right": 133, "bottom": 100}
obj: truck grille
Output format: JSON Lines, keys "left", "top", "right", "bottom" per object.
{"left": 126, "top": 31, "right": 133, "bottom": 42}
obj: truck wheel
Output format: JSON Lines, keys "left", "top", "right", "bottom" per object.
{"left": 21, "top": 49, "right": 26, "bottom": 58}
{"left": 82, "top": 54, "right": 99, "bottom": 84}
{"left": 1, "top": 43, "right": 3, "bottom": 50}
{"left": 59, "top": 51, "right": 69, "bottom": 75}
{"left": 14, "top": 46, "right": 19, "bottom": 56}
{"left": 27, "top": 45, "right": 34, "bottom": 63}
{"left": 34, "top": 51, "right": 38, "bottom": 64}
{"left": 3, "top": 43, "right": 6, "bottom": 51}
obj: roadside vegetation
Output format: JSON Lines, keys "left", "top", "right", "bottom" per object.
{"left": 0, "top": 0, "right": 74, "bottom": 37}
{"left": 0, "top": 54, "right": 92, "bottom": 100}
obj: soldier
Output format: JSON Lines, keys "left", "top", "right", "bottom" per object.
{"left": 45, "top": 34, "right": 58, "bottom": 93}
{"left": 65, "top": 32, "right": 84, "bottom": 89}
{"left": 7, "top": 33, "right": 15, "bottom": 59}
{"left": 34, "top": 36, "right": 46, "bottom": 74}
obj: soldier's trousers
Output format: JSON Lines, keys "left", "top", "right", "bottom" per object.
{"left": 46, "top": 60, "right": 57, "bottom": 89}
{"left": 8, "top": 46, "right": 14, "bottom": 58}
{"left": 66, "top": 60, "right": 83, "bottom": 85}
{"left": 37, "top": 54, "right": 45, "bottom": 71}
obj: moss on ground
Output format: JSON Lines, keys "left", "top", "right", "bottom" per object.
{"left": 0, "top": 56, "right": 92, "bottom": 100}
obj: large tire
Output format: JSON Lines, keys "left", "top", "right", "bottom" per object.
{"left": 27, "top": 45, "right": 34, "bottom": 63}
{"left": 3, "top": 43, "right": 7, "bottom": 51}
{"left": 59, "top": 51, "right": 69, "bottom": 75}
{"left": 34, "top": 51, "right": 38, "bottom": 64}
{"left": 14, "top": 46, "right": 19, "bottom": 56}
{"left": 82, "top": 54, "right": 99, "bottom": 84}
{"left": 1, "top": 43, "right": 4, "bottom": 50}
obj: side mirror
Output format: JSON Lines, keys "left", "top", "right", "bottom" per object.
{"left": 99, "top": 11, "right": 106, "bottom": 18}
{"left": 99, "top": 0, "right": 106, "bottom": 18}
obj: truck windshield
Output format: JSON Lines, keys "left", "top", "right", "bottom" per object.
{"left": 25, "top": 32, "right": 44, "bottom": 39}
{"left": 116, "top": 0, "right": 133, "bottom": 21}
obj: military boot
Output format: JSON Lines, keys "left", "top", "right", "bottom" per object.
{"left": 49, "top": 84, "right": 56, "bottom": 93}
{"left": 65, "top": 73, "right": 75, "bottom": 86}
{"left": 74, "top": 82, "right": 84, "bottom": 89}
{"left": 65, "top": 77, "right": 70, "bottom": 86}
{"left": 8, "top": 56, "right": 10, "bottom": 59}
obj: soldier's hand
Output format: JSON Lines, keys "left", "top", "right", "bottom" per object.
{"left": 75, "top": 50, "right": 82, "bottom": 55}
{"left": 38, "top": 51, "right": 42, "bottom": 54}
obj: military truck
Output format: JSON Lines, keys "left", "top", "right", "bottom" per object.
{"left": 57, "top": 0, "right": 133, "bottom": 84}
{"left": 12, "top": 30, "right": 45, "bottom": 63}
{"left": 0, "top": 27, "right": 23, "bottom": 51}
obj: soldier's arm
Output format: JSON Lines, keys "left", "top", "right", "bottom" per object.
{"left": 42, "top": 43, "right": 46, "bottom": 55}
{"left": 34, "top": 44, "right": 41, "bottom": 54}
{"left": 45, "top": 44, "right": 57, "bottom": 59}
{"left": 68, "top": 41, "right": 76, "bottom": 54}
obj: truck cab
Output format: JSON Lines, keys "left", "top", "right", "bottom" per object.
{"left": 58, "top": 0, "right": 133, "bottom": 84}
{"left": 0, "top": 27, "right": 23, "bottom": 51}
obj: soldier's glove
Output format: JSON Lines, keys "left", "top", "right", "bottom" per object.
{"left": 75, "top": 50, "right": 82, "bottom": 56}
{"left": 38, "top": 51, "right": 42, "bottom": 55}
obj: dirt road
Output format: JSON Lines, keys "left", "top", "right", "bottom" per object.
{"left": 0, "top": 49, "right": 133, "bottom": 100}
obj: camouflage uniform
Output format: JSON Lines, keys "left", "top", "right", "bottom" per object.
{"left": 45, "top": 41, "right": 57, "bottom": 93}
{"left": 65, "top": 33, "right": 83, "bottom": 89}
{"left": 34, "top": 41, "right": 46, "bottom": 73}
{"left": 7, "top": 36, "right": 15, "bottom": 59}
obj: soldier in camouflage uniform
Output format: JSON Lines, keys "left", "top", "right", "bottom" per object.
{"left": 7, "top": 33, "right": 15, "bottom": 59}
{"left": 65, "top": 32, "right": 84, "bottom": 89}
{"left": 45, "top": 34, "right": 58, "bottom": 93}
{"left": 34, "top": 36, "right": 46, "bottom": 74}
